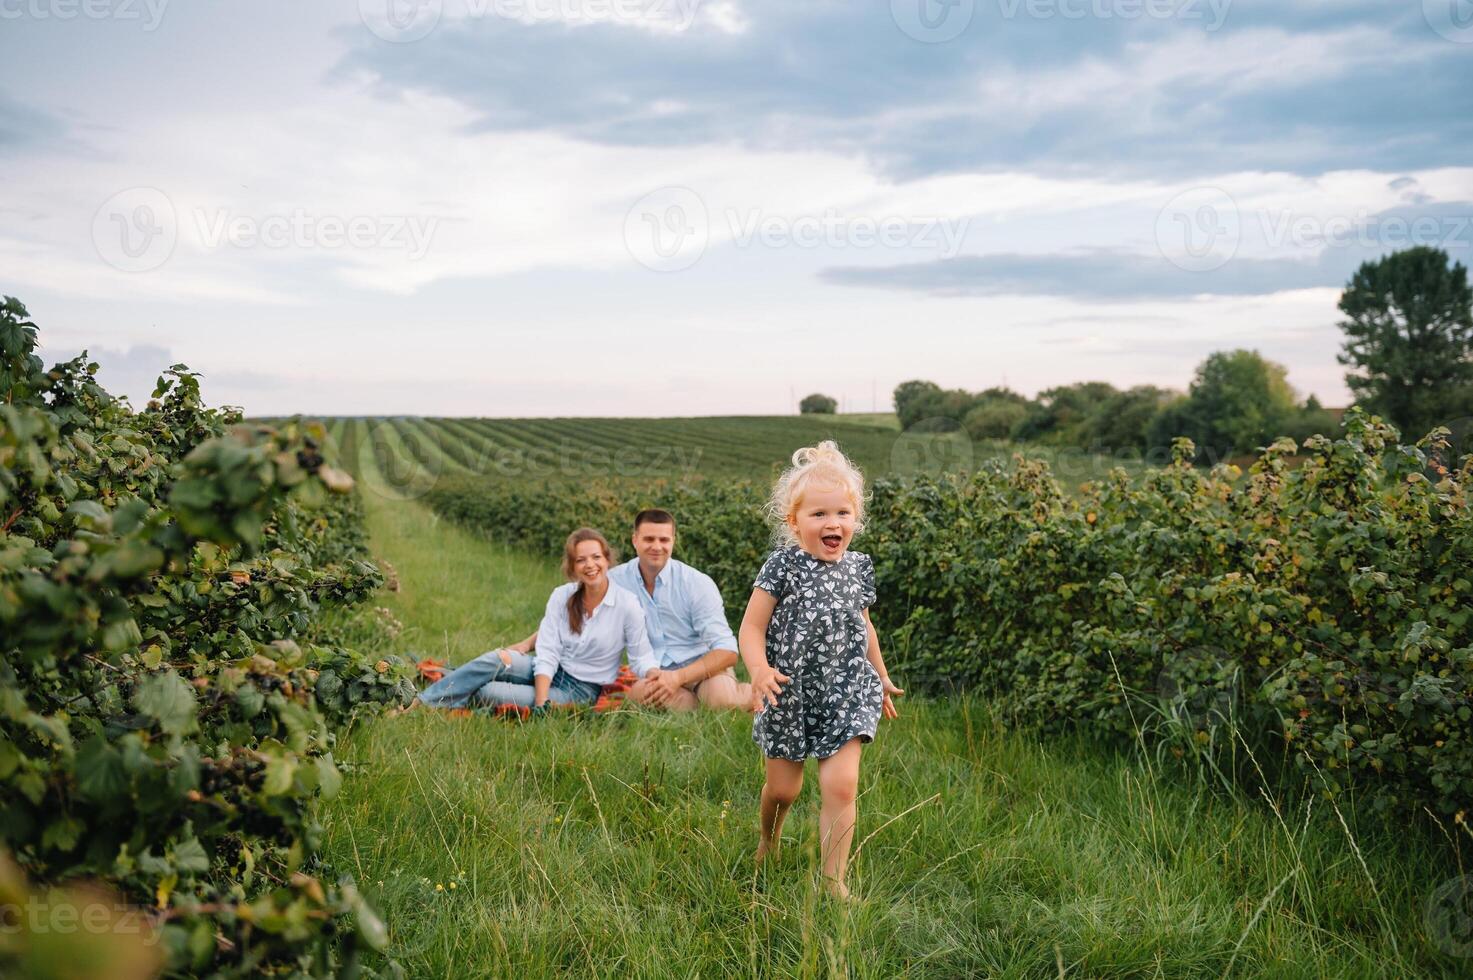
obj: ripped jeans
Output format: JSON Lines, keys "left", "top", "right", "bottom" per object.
{"left": 417, "top": 650, "right": 602, "bottom": 708}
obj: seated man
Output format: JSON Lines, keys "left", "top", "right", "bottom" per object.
{"left": 611, "top": 508, "right": 751, "bottom": 712}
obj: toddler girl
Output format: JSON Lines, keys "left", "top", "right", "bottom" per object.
{"left": 738, "top": 440, "right": 903, "bottom": 899}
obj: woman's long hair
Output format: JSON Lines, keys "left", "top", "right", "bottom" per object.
{"left": 561, "top": 527, "right": 614, "bottom": 635}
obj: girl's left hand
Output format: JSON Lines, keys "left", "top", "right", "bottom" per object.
{"left": 880, "top": 677, "right": 904, "bottom": 719}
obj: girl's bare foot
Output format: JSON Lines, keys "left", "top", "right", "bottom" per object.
{"left": 755, "top": 840, "right": 774, "bottom": 864}
{"left": 822, "top": 877, "right": 853, "bottom": 902}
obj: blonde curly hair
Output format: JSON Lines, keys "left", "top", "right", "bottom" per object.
{"left": 766, "top": 440, "right": 868, "bottom": 545}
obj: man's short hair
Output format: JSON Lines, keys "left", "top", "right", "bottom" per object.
{"left": 633, "top": 508, "right": 676, "bottom": 532}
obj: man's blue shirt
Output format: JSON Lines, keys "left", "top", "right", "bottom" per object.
{"left": 607, "top": 557, "right": 738, "bottom": 668}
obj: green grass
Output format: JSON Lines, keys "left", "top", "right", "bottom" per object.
{"left": 826, "top": 412, "right": 902, "bottom": 431}
{"left": 318, "top": 479, "right": 1467, "bottom": 978}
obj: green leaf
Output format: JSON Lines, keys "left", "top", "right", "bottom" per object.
{"left": 75, "top": 736, "right": 127, "bottom": 802}
{"left": 42, "top": 816, "right": 84, "bottom": 852}
{"left": 106, "top": 541, "right": 165, "bottom": 579}
{"left": 172, "top": 836, "right": 210, "bottom": 874}
{"left": 262, "top": 755, "right": 297, "bottom": 796}
{"left": 315, "top": 755, "right": 342, "bottom": 801}
{"left": 133, "top": 671, "right": 197, "bottom": 736}
{"left": 235, "top": 683, "right": 265, "bottom": 719}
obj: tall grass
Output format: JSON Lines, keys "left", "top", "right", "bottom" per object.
{"left": 317, "top": 484, "right": 1466, "bottom": 977}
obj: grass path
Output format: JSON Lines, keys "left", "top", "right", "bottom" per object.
{"left": 353, "top": 481, "right": 563, "bottom": 665}
{"left": 318, "top": 482, "right": 1460, "bottom": 977}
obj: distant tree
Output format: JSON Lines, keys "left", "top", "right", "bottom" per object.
{"left": 1078, "top": 385, "right": 1177, "bottom": 453}
{"left": 1147, "top": 349, "right": 1297, "bottom": 461}
{"left": 1011, "top": 381, "right": 1119, "bottom": 443}
{"left": 799, "top": 392, "right": 838, "bottom": 414}
{"left": 893, "top": 380, "right": 943, "bottom": 429}
{"left": 1336, "top": 246, "right": 1473, "bottom": 440}
{"left": 892, "top": 380, "right": 979, "bottom": 429}
{"left": 963, "top": 399, "right": 1030, "bottom": 441}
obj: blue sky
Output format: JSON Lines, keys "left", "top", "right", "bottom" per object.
{"left": 3, "top": 0, "right": 1471, "bottom": 415}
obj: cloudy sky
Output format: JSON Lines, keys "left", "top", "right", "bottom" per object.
{"left": 4, "top": 0, "right": 1471, "bottom": 416}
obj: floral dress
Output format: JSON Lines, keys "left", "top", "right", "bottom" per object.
{"left": 751, "top": 545, "right": 884, "bottom": 761}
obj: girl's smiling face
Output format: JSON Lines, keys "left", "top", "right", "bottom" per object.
{"left": 788, "top": 483, "right": 857, "bottom": 561}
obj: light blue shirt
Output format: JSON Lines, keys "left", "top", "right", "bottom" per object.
{"left": 607, "top": 557, "right": 738, "bottom": 669}
{"left": 534, "top": 582, "right": 658, "bottom": 685}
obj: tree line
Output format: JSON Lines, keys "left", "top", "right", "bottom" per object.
{"left": 806, "top": 246, "right": 1473, "bottom": 462}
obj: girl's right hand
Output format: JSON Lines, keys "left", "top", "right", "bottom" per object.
{"left": 750, "top": 667, "right": 790, "bottom": 713}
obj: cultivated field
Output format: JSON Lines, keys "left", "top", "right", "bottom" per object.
{"left": 314, "top": 415, "right": 1150, "bottom": 494}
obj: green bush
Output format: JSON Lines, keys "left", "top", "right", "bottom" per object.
{"left": 424, "top": 412, "right": 1472, "bottom": 819}
{"left": 1, "top": 298, "right": 411, "bottom": 976}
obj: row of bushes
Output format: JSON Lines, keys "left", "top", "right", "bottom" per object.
{"left": 423, "top": 412, "right": 1471, "bottom": 818}
{"left": 1, "top": 298, "right": 414, "bottom": 977}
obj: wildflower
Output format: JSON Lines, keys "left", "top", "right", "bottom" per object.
{"left": 449, "top": 881, "right": 458, "bottom": 890}
{"left": 1456, "top": 811, "right": 1465, "bottom": 825}
{"left": 435, "top": 883, "right": 444, "bottom": 892}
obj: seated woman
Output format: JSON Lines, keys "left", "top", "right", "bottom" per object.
{"left": 414, "top": 528, "right": 658, "bottom": 710}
